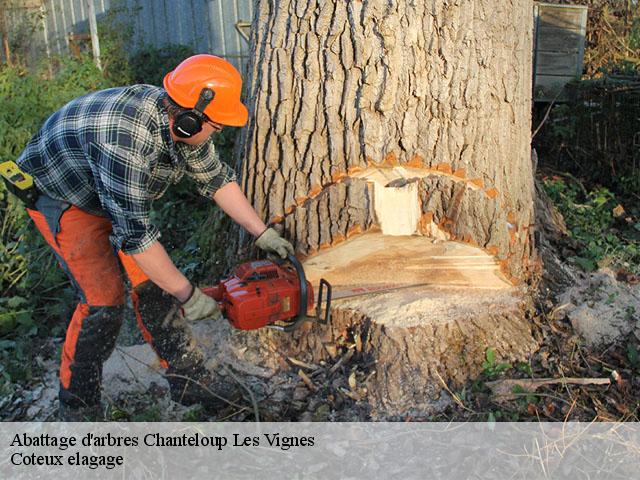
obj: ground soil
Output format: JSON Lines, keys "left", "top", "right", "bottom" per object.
{"left": 2, "top": 265, "right": 637, "bottom": 422}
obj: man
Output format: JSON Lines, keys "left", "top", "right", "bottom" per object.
{"left": 10, "top": 54, "right": 293, "bottom": 420}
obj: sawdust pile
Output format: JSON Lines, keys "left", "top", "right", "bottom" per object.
{"left": 559, "top": 268, "right": 639, "bottom": 347}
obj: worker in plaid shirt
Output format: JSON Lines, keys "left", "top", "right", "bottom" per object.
{"left": 14, "top": 54, "right": 293, "bottom": 421}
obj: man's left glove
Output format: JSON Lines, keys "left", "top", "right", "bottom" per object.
{"left": 255, "top": 227, "right": 295, "bottom": 259}
{"left": 181, "top": 286, "right": 223, "bottom": 322}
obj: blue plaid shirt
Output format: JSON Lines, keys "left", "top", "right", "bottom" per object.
{"left": 16, "top": 85, "right": 237, "bottom": 254}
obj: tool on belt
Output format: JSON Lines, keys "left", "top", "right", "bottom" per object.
{"left": 0, "top": 160, "right": 39, "bottom": 208}
{"left": 201, "top": 255, "right": 332, "bottom": 332}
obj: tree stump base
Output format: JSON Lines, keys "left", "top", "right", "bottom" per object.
{"left": 231, "top": 233, "right": 539, "bottom": 417}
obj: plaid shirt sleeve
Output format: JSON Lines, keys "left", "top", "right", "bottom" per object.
{"left": 87, "top": 142, "right": 160, "bottom": 254}
{"left": 178, "top": 139, "right": 237, "bottom": 198}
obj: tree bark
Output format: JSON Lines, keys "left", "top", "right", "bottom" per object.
{"left": 227, "top": 0, "right": 540, "bottom": 417}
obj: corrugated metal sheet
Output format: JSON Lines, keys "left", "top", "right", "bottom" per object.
{"left": 3, "top": 0, "right": 253, "bottom": 73}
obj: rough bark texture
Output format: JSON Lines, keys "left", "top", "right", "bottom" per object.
{"left": 237, "top": 0, "right": 537, "bottom": 282}
{"left": 228, "top": 0, "right": 539, "bottom": 417}
{"left": 228, "top": 287, "right": 537, "bottom": 417}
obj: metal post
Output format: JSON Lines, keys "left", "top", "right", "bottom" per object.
{"left": 0, "top": 0, "right": 12, "bottom": 66}
{"left": 40, "top": 3, "right": 53, "bottom": 75}
{"left": 85, "top": 0, "right": 101, "bottom": 70}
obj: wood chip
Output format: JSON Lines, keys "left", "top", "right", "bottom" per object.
{"left": 348, "top": 371, "right": 357, "bottom": 390}
{"left": 298, "top": 369, "right": 316, "bottom": 391}
{"left": 543, "top": 403, "right": 556, "bottom": 417}
{"left": 323, "top": 342, "right": 338, "bottom": 358}
{"left": 288, "top": 357, "right": 319, "bottom": 370}
{"left": 329, "top": 349, "right": 354, "bottom": 375}
{"left": 339, "top": 387, "right": 362, "bottom": 401}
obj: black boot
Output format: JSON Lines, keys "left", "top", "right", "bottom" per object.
{"left": 58, "top": 305, "right": 123, "bottom": 422}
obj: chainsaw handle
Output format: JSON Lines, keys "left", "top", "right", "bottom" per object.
{"left": 269, "top": 254, "right": 332, "bottom": 332}
{"left": 279, "top": 254, "right": 309, "bottom": 332}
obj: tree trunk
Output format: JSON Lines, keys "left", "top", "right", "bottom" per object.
{"left": 228, "top": 0, "right": 540, "bottom": 417}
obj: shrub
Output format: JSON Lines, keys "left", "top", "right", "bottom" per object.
{"left": 129, "top": 44, "right": 195, "bottom": 86}
{"left": 543, "top": 177, "right": 640, "bottom": 273}
{"left": 0, "top": 56, "right": 116, "bottom": 338}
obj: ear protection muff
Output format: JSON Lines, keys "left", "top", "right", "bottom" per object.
{"left": 172, "top": 88, "right": 216, "bottom": 138}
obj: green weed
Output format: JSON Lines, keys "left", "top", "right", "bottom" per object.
{"left": 543, "top": 178, "right": 640, "bottom": 274}
{"left": 481, "top": 348, "right": 512, "bottom": 379}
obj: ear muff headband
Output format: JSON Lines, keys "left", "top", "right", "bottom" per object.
{"left": 172, "top": 88, "right": 216, "bottom": 138}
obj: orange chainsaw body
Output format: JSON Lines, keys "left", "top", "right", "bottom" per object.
{"left": 201, "top": 260, "right": 315, "bottom": 330}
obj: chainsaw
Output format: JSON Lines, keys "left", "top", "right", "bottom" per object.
{"left": 201, "top": 255, "right": 332, "bottom": 332}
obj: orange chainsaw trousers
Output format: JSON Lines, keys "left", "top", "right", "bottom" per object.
{"left": 25, "top": 195, "right": 198, "bottom": 409}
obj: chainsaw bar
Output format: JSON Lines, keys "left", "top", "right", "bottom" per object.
{"left": 325, "top": 280, "right": 489, "bottom": 302}
{"left": 328, "top": 282, "right": 434, "bottom": 301}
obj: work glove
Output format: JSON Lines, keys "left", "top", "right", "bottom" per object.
{"left": 255, "top": 227, "right": 295, "bottom": 259}
{"left": 181, "top": 286, "right": 223, "bottom": 322}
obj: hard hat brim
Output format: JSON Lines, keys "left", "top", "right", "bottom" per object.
{"left": 207, "top": 102, "right": 249, "bottom": 127}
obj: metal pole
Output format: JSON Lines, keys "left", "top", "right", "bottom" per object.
{"left": 85, "top": 0, "right": 101, "bottom": 70}
{"left": 40, "top": 3, "right": 53, "bottom": 76}
{"left": 0, "top": 0, "right": 12, "bottom": 66}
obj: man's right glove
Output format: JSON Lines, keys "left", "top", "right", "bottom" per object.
{"left": 255, "top": 227, "right": 295, "bottom": 259}
{"left": 181, "top": 286, "right": 223, "bottom": 322}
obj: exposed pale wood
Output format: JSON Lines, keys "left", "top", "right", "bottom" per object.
{"left": 228, "top": 0, "right": 539, "bottom": 417}
{"left": 303, "top": 232, "right": 512, "bottom": 297}
{"left": 229, "top": 290, "right": 537, "bottom": 417}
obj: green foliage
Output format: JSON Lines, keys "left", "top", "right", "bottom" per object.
{"left": 481, "top": 348, "right": 512, "bottom": 379}
{"left": 543, "top": 178, "right": 640, "bottom": 273}
{"left": 0, "top": 55, "right": 116, "bottom": 344}
{"left": 534, "top": 1, "right": 639, "bottom": 203}
{"left": 129, "top": 44, "right": 196, "bottom": 86}
{"left": 182, "top": 406, "right": 204, "bottom": 422}
{"left": 547, "top": 0, "right": 640, "bottom": 77}
{"left": 0, "top": 337, "right": 34, "bottom": 399}
{"left": 129, "top": 406, "right": 162, "bottom": 422}
{"left": 515, "top": 361, "right": 533, "bottom": 377}
{"left": 108, "top": 406, "right": 129, "bottom": 421}
{"left": 0, "top": 58, "right": 112, "bottom": 160}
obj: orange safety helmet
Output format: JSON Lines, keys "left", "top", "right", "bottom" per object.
{"left": 163, "top": 54, "right": 249, "bottom": 127}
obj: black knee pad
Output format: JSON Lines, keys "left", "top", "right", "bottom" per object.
{"left": 61, "top": 305, "right": 124, "bottom": 408}
{"left": 134, "top": 281, "right": 204, "bottom": 371}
